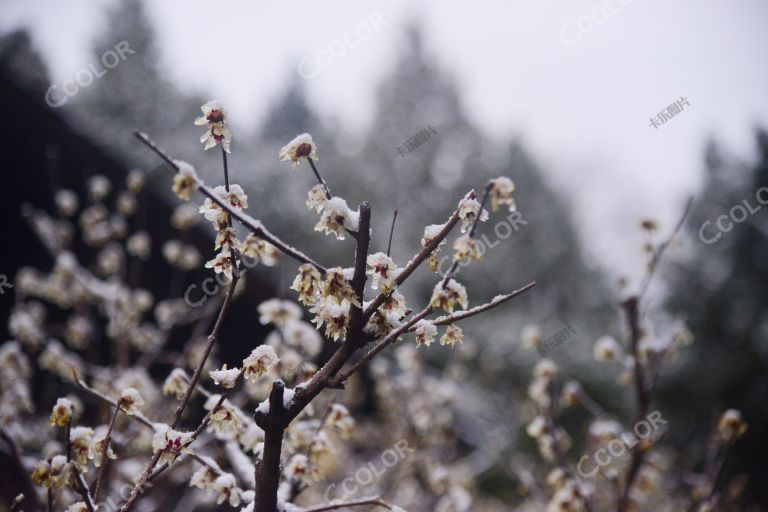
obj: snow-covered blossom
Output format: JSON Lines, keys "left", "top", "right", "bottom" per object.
{"left": 55, "top": 189, "right": 79, "bottom": 217}
{"left": 258, "top": 299, "right": 302, "bottom": 327}
{"left": 488, "top": 177, "right": 516, "bottom": 212}
{"left": 291, "top": 264, "right": 323, "bottom": 305}
{"left": 195, "top": 100, "right": 232, "bottom": 153}
{"left": 457, "top": 193, "right": 489, "bottom": 233}
{"left": 119, "top": 387, "right": 144, "bottom": 414}
{"left": 209, "top": 365, "right": 241, "bottom": 389}
{"left": 199, "top": 185, "right": 248, "bottom": 229}
{"left": 205, "top": 252, "right": 233, "bottom": 281}
{"left": 326, "top": 403, "right": 355, "bottom": 439}
{"left": 91, "top": 431, "right": 117, "bottom": 468}
{"left": 215, "top": 227, "right": 241, "bottom": 255}
{"left": 152, "top": 425, "right": 193, "bottom": 465}
{"left": 67, "top": 502, "right": 88, "bottom": 512}
{"left": 321, "top": 267, "right": 361, "bottom": 307}
{"left": 204, "top": 396, "right": 243, "bottom": 436}
{"left": 190, "top": 466, "right": 218, "bottom": 491}
{"left": 364, "top": 310, "right": 402, "bottom": 338}
{"left": 163, "top": 368, "right": 189, "bottom": 399}
{"left": 70, "top": 426, "right": 94, "bottom": 468}
{"left": 306, "top": 184, "right": 328, "bottom": 212}
{"left": 50, "top": 398, "right": 75, "bottom": 427}
{"left": 285, "top": 453, "right": 310, "bottom": 483}
{"left": 241, "top": 234, "right": 277, "bottom": 266}
{"left": 279, "top": 133, "right": 317, "bottom": 168}
{"left": 366, "top": 252, "right": 399, "bottom": 291}
{"left": 414, "top": 320, "right": 438, "bottom": 348}
{"left": 440, "top": 324, "right": 463, "bottom": 348}
{"left": 242, "top": 346, "right": 280, "bottom": 383}
{"left": 213, "top": 473, "right": 241, "bottom": 506}
{"left": 452, "top": 234, "right": 481, "bottom": 263}
{"left": 593, "top": 336, "right": 623, "bottom": 362}
{"left": 430, "top": 279, "right": 469, "bottom": 313}
{"left": 48, "top": 455, "right": 71, "bottom": 488}
{"left": 310, "top": 299, "right": 351, "bottom": 341}
{"left": 422, "top": 223, "right": 448, "bottom": 273}
{"left": 31, "top": 460, "right": 53, "bottom": 488}
{"left": 717, "top": 409, "right": 748, "bottom": 443}
{"left": 172, "top": 161, "right": 198, "bottom": 201}
{"left": 315, "top": 197, "right": 359, "bottom": 239}
{"left": 378, "top": 290, "right": 408, "bottom": 318}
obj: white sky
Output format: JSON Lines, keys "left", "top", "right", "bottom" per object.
{"left": 3, "top": 0, "right": 768, "bottom": 281}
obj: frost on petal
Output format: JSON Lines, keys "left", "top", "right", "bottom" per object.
{"left": 278, "top": 133, "right": 317, "bottom": 168}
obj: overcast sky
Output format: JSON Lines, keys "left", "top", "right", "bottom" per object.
{"left": 3, "top": 0, "right": 768, "bottom": 282}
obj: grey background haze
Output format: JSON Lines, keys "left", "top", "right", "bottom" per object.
{"left": 2, "top": 0, "right": 767, "bottom": 281}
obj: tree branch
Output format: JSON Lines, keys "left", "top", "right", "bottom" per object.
{"left": 134, "top": 131, "right": 328, "bottom": 273}
{"left": 430, "top": 282, "right": 536, "bottom": 326}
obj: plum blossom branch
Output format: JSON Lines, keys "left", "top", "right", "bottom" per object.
{"left": 134, "top": 131, "right": 328, "bottom": 273}
{"left": 329, "top": 305, "right": 434, "bottom": 388}
{"left": 363, "top": 202, "right": 464, "bottom": 320}
{"left": 430, "top": 282, "right": 537, "bottom": 326}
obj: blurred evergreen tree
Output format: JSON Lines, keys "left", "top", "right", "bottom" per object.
{"left": 665, "top": 130, "right": 768, "bottom": 503}
{"left": 0, "top": 29, "right": 50, "bottom": 94}
{"left": 72, "top": 0, "right": 204, "bottom": 169}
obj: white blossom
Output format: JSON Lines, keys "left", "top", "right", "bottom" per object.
{"left": 243, "top": 346, "right": 280, "bottom": 383}
{"left": 279, "top": 133, "right": 317, "bottom": 168}
{"left": 194, "top": 100, "right": 232, "bottom": 153}
{"left": 209, "top": 365, "right": 241, "bottom": 389}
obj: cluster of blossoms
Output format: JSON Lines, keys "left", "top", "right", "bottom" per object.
{"left": 514, "top": 221, "right": 750, "bottom": 512}
{"left": 195, "top": 100, "right": 232, "bottom": 153}
{"left": 8, "top": 100, "right": 542, "bottom": 512}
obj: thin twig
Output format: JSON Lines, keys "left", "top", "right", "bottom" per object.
{"left": 93, "top": 401, "right": 122, "bottom": 502}
{"left": 441, "top": 183, "right": 492, "bottom": 289}
{"left": 363, "top": 201, "right": 465, "bottom": 320}
{"left": 134, "top": 131, "right": 328, "bottom": 273}
{"left": 387, "top": 209, "right": 398, "bottom": 257}
{"left": 638, "top": 196, "right": 693, "bottom": 301}
{"left": 304, "top": 496, "right": 394, "bottom": 512}
{"left": 430, "top": 282, "right": 536, "bottom": 326}
{"left": 308, "top": 157, "right": 332, "bottom": 199}
{"left": 71, "top": 464, "right": 97, "bottom": 512}
{"left": 330, "top": 306, "right": 434, "bottom": 387}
